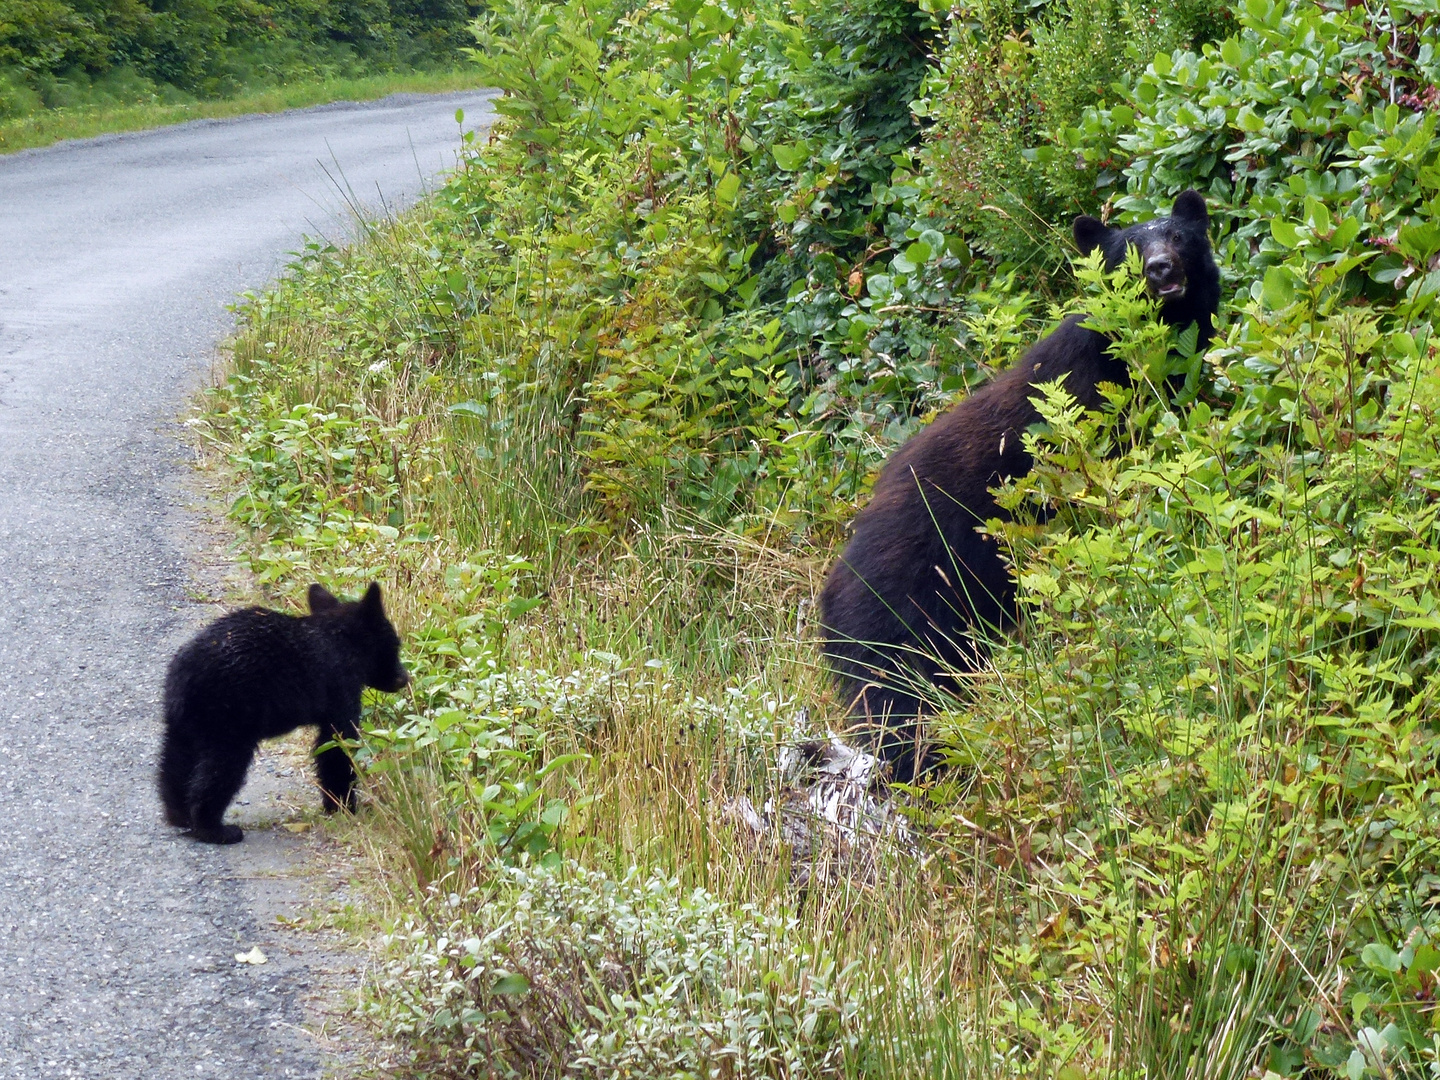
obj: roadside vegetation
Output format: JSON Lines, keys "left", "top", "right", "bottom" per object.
{"left": 0, "top": 0, "right": 481, "bottom": 152}
{"left": 200, "top": 0, "right": 1440, "bottom": 1075}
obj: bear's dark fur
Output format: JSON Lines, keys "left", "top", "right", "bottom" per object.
{"left": 819, "top": 190, "right": 1220, "bottom": 780}
{"left": 158, "top": 582, "right": 409, "bottom": 844}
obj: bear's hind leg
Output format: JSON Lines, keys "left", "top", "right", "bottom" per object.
{"left": 157, "top": 728, "right": 197, "bottom": 828}
{"left": 849, "top": 682, "right": 932, "bottom": 783}
{"left": 186, "top": 745, "right": 255, "bottom": 844}
{"left": 314, "top": 722, "right": 358, "bottom": 814}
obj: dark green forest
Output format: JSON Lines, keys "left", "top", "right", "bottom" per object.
{"left": 0, "top": 0, "right": 476, "bottom": 115}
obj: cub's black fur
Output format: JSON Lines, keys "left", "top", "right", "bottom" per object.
{"left": 819, "top": 190, "right": 1221, "bottom": 780}
{"left": 159, "top": 582, "right": 409, "bottom": 844}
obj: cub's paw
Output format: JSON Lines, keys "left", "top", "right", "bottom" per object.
{"left": 190, "top": 824, "right": 244, "bottom": 845}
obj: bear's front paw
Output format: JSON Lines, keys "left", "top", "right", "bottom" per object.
{"left": 190, "top": 824, "right": 244, "bottom": 845}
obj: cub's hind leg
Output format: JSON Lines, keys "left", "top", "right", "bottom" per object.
{"left": 157, "top": 727, "right": 198, "bottom": 828}
{"left": 186, "top": 743, "right": 256, "bottom": 845}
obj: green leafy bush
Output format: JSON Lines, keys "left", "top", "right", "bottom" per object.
{"left": 370, "top": 862, "right": 861, "bottom": 1078}
{"left": 918, "top": 0, "right": 1231, "bottom": 271}
{"left": 452, "top": 0, "right": 976, "bottom": 530}
{"left": 1062, "top": 0, "right": 1440, "bottom": 302}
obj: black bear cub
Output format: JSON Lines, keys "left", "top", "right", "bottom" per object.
{"left": 819, "top": 190, "right": 1221, "bottom": 781}
{"left": 159, "top": 582, "right": 409, "bottom": 844}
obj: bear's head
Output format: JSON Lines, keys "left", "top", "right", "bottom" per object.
{"left": 309, "top": 582, "right": 410, "bottom": 693}
{"left": 1073, "top": 189, "right": 1220, "bottom": 346}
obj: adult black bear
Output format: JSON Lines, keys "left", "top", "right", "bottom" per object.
{"left": 158, "top": 582, "right": 409, "bottom": 844}
{"left": 819, "top": 190, "right": 1220, "bottom": 781}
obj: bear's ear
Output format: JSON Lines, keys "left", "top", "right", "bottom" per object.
{"left": 308, "top": 584, "right": 340, "bottom": 614}
{"left": 362, "top": 581, "right": 386, "bottom": 615}
{"left": 1073, "top": 215, "right": 1112, "bottom": 257}
{"left": 1172, "top": 189, "right": 1208, "bottom": 225}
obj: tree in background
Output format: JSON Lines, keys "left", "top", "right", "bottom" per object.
{"left": 0, "top": 0, "right": 479, "bottom": 113}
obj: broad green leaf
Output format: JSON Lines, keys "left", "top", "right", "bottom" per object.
{"left": 905, "top": 240, "right": 933, "bottom": 265}
{"left": 1305, "top": 197, "right": 1332, "bottom": 234}
{"left": 1362, "top": 942, "right": 1403, "bottom": 973}
{"left": 1235, "top": 104, "right": 1264, "bottom": 133}
{"left": 772, "top": 142, "right": 809, "bottom": 171}
{"left": 1411, "top": 944, "right": 1440, "bottom": 975}
{"left": 492, "top": 973, "right": 530, "bottom": 996}
{"left": 715, "top": 171, "right": 740, "bottom": 207}
{"left": 1270, "top": 219, "right": 1301, "bottom": 248}
{"left": 1261, "top": 266, "right": 1297, "bottom": 309}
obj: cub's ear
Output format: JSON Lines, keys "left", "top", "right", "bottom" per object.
{"left": 362, "top": 581, "right": 385, "bottom": 614}
{"left": 1172, "top": 189, "right": 1208, "bottom": 224}
{"left": 308, "top": 584, "right": 340, "bottom": 613}
{"left": 1073, "top": 215, "right": 1113, "bottom": 257}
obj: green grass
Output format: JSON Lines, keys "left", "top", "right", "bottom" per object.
{"left": 0, "top": 69, "right": 488, "bottom": 156}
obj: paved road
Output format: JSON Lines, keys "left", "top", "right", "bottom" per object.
{"left": 0, "top": 91, "right": 495, "bottom": 1079}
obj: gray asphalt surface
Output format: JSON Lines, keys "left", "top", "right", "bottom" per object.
{"left": 0, "top": 90, "right": 495, "bottom": 1078}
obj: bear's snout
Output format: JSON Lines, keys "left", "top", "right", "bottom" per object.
{"left": 1142, "top": 246, "right": 1188, "bottom": 300}
{"left": 376, "top": 665, "right": 409, "bottom": 693}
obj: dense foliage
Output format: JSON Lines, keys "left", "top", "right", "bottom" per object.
{"left": 452, "top": 0, "right": 954, "bottom": 532}
{"left": 0, "top": 0, "right": 477, "bottom": 115}
{"left": 920, "top": 0, "right": 1233, "bottom": 270}
{"left": 199, "top": 0, "right": 1440, "bottom": 1075}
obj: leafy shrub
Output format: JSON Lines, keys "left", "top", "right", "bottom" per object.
{"left": 1062, "top": 0, "right": 1440, "bottom": 302}
{"left": 919, "top": 0, "right": 1232, "bottom": 271}
{"left": 456, "top": 0, "right": 975, "bottom": 530}
{"left": 0, "top": 0, "right": 111, "bottom": 72}
{"left": 369, "top": 861, "right": 861, "bottom": 1078}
